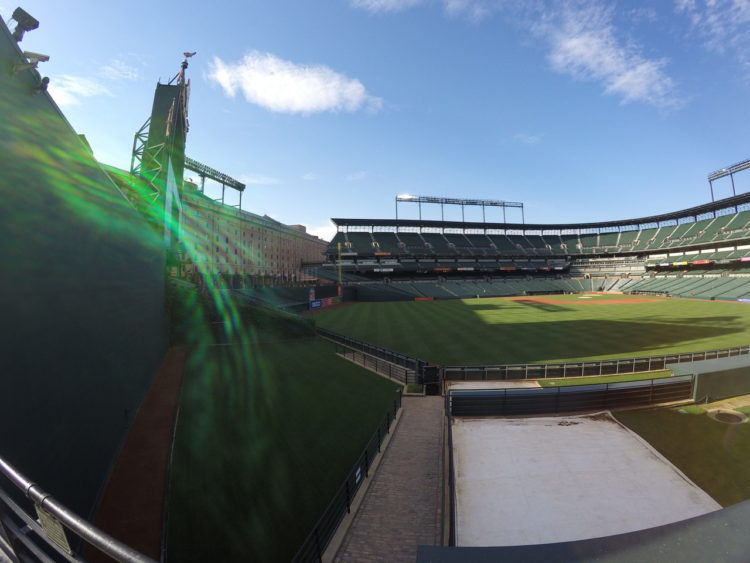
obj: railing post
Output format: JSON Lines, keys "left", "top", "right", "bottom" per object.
{"left": 314, "top": 528, "right": 323, "bottom": 562}
{"left": 345, "top": 480, "right": 352, "bottom": 514}
{"left": 0, "top": 504, "right": 20, "bottom": 562}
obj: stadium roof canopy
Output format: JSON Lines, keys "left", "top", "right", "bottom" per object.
{"left": 332, "top": 192, "right": 750, "bottom": 231}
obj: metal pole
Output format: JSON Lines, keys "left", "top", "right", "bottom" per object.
{"left": 709, "top": 179, "right": 715, "bottom": 202}
{"left": 419, "top": 201, "right": 422, "bottom": 220}
{"left": 482, "top": 204, "right": 486, "bottom": 222}
{"left": 395, "top": 198, "right": 398, "bottom": 220}
{"left": 731, "top": 173, "right": 737, "bottom": 196}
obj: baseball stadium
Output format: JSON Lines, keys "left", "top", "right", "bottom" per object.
{"left": 4, "top": 5, "right": 750, "bottom": 563}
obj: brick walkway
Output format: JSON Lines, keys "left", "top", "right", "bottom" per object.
{"left": 334, "top": 396, "right": 444, "bottom": 562}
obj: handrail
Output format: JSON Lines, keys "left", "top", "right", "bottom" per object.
{"left": 292, "top": 388, "right": 402, "bottom": 562}
{"left": 0, "top": 455, "right": 155, "bottom": 563}
{"left": 317, "top": 328, "right": 427, "bottom": 376}
{"left": 443, "top": 345, "right": 750, "bottom": 380}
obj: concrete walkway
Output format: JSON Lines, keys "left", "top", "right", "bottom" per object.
{"left": 334, "top": 396, "right": 444, "bottom": 562}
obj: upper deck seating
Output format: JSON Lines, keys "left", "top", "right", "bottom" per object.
{"left": 631, "top": 227, "right": 658, "bottom": 252}
{"left": 398, "top": 232, "right": 434, "bottom": 254}
{"left": 347, "top": 232, "right": 377, "bottom": 254}
{"left": 578, "top": 233, "right": 599, "bottom": 252}
{"left": 422, "top": 233, "right": 455, "bottom": 254}
{"left": 373, "top": 232, "right": 405, "bottom": 254}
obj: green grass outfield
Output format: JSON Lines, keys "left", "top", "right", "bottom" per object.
{"left": 536, "top": 370, "right": 672, "bottom": 387}
{"left": 313, "top": 294, "right": 750, "bottom": 365}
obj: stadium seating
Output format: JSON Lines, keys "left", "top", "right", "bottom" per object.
{"left": 541, "top": 234, "right": 563, "bottom": 251}
{"left": 645, "top": 224, "right": 678, "bottom": 250}
{"left": 325, "top": 202, "right": 750, "bottom": 293}
{"left": 631, "top": 227, "right": 658, "bottom": 251}
{"left": 692, "top": 214, "right": 737, "bottom": 245}
{"left": 444, "top": 233, "right": 474, "bottom": 256}
{"left": 617, "top": 229, "right": 639, "bottom": 249}
{"left": 372, "top": 232, "right": 404, "bottom": 254}
{"left": 464, "top": 234, "right": 496, "bottom": 252}
{"left": 420, "top": 233, "right": 452, "bottom": 254}
{"left": 598, "top": 231, "right": 619, "bottom": 248}
{"left": 347, "top": 232, "right": 377, "bottom": 253}
{"left": 578, "top": 233, "right": 599, "bottom": 252}
{"left": 524, "top": 235, "right": 551, "bottom": 254}
{"left": 398, "top": 232, "right": 432, "bottom": 253}
{"left": 559, "top": 234, "right": 581, "bottom": 253}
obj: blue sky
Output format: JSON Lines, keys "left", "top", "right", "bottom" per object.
{"left": 5, "top": 0, "right": 750, "bottom": 240}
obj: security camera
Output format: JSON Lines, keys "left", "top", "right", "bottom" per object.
{"left": 23, "top": 51, "right": 50, "bottom": 63}
{"left": 11, "top": 7, "right": 39, "bottom": 42}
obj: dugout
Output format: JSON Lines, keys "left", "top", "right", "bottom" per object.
{"left": 669, "top": 355, "right": 750, "bottom": 403}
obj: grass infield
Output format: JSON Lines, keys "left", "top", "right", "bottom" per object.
{"left": 313, "top": 294, "right": 750, "bottom": 365}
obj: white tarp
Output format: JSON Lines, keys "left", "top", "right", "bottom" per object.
{"left": 452, "top": 412, "right": 720, "bottom": 547}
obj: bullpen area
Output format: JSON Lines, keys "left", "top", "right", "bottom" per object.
{"left": 452, "top": 412, "right": 720, "bottom": 547}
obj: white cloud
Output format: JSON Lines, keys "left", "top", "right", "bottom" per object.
{"left": 676, "top": 0, "right": 750, "bottom": 74}
{"left": 208, "top": 51, "right": 382, "bottom": 114}
{"left": 309, "top": 222, "right": 337, "bottom": 242}
{"left": 351, "top": 0, "right": 495, "bottom": 19}
{"left": 513, "top": 133, "right": 541, "bottom": 145}
{"left": 302, "top": 172, "right": 318, "bottom": 181}
{"left": 100, "top": 59, "right": 139, "bottom": 81}
{"left": 346, "top": 170, "right": 368, "bottom": 181}
{"left": 238, "top": 173, "right": 281, "bottom": 186}
{"left": 350, "top": 0, "right": 423, "bottom": 13}
{"left": 443, "top": 0, "right": 495, "bottom": 22}
{"left": 346, "top": 0, "right": 679, "bottom": 107}
{"left": 48, "top": 75, "right": 111, "bottom": 107}
{"left": 533, "top": 1, "right": 680, "bottom": 108}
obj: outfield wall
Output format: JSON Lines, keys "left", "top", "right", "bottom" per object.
{"left": 443, "top": 346, "right": 750, "bottom": 381}
{"left": 448, "top": 376, "right": 693, "bottom": 416}
{"left": 1, "top": 21, "right": 166, "bottom": 518}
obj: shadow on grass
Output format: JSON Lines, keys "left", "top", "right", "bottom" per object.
{"left": 511, "top": 299, "right": 572, "bottom": 313}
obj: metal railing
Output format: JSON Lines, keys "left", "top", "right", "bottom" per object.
{"left": 318, "top": 328, "right": 426, "bottom": 380}
{"left": 0, "top": 455, "right": 155, "bottom": 563}
{"left": 443, "top": 345, "right": 750, "bottom": 381}
{"left": 293, "top": 388, "right": 402, "bottom": 562}
{"left": 335, "top": 347, "right": 417, "bottom": 385}
{"left": 448, "top": 375, "right": 694, "bottom": 417}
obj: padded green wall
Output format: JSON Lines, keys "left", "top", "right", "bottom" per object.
{"left": 0, "top": 21, "right": 166, "bottom": 518}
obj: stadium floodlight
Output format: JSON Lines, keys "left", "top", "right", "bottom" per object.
{"left": 707, "top": 158, "right": 750, "bottom": 201}
{"left": 395, "top": 194, "right": 525, "bottom": 223}
{"left": 10, "top": 7, "right": 40, "bottom": 42}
